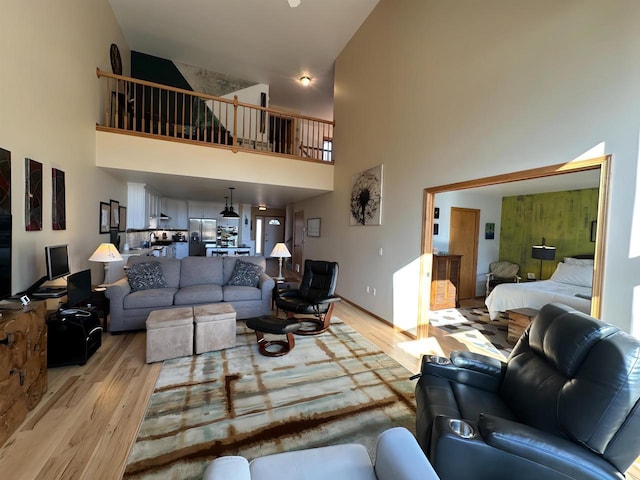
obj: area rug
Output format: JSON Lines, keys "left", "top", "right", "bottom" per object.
{"left": 123, "top": 318, "right": 416, "bottom": 480}
{"left": 429, "top": 307, "right": 512, "bottom": 359}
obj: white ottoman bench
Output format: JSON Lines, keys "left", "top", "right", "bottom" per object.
{"left": 146, "top": 307, "right": 194, "bottom": 363}
{"left": 193, "top": 303, "right": 237, "bottom": 354}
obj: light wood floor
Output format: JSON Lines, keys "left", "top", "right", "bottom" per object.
{"left": 1, "top": 298, "right": 638, "bottom": 479}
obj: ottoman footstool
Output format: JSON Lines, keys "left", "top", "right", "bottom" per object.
{"left": 245, "top": 315, "right": 302, "bottom": 357}
{"left": 194, "top": 303, "right": 237, "bottom": 354}
{"left": 146, "top": 307, "right": 194, "bottom": 363}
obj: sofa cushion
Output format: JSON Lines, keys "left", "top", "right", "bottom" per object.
{"left": 124, "top": 288, "right": 177, "bottom": 309}
{"left": 223, "top": 256, "right": 266, "bottom": 285}
{"left": 180, "top": 256, "right": 224, "bottom": 287}
{"left": 174, "top": 284, "right": 223, "bottom": 305}
{"left": 126, "top": 261, "right": 168, "bottom": 291}
{"left": 127, "top": 256, "right": 181, "bottom": 288}
{"left": 223, "top": 285, "right": 263, "bottom": 302}
{"left": 227, "top": 260, "right": 264, "bottom": 287}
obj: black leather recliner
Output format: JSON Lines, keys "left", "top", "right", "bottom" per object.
{"left": 415, "top": 303, "right": 640, "bottom": 480}
{"left": 274, "top": 259, "right": 340, "bottom": 335}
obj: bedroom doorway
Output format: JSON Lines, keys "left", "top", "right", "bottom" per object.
{"left": 417, "top": 155, "right": 611, "bottom": 339}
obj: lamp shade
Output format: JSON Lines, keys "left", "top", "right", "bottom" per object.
{"left": 269, "top": 243, "right": 291, "bottom": 258}
{"left": 531, "top": 245, "right": 556, "bottom": 261}
{"left": 89, "top": 243, "right": 123, "bottom": 263}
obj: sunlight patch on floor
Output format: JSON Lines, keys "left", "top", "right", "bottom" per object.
{"left": 448, "top": 330, "right": 507, "bottom": 362}
{"left": 428, "top": 309, "right": 470, "bottom": 327}
{"left": 397, "top": 336, "right": 445, "bottom": 359}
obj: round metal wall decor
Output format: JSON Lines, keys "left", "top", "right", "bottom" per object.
{"left": 110, "top": 43, "right": 122, "bottom": 75}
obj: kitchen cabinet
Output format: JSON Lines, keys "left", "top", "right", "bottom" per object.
{"left": 188, "top": 200, "right": 221, "bottom": 219}
{"left": 127, "top": 182, "right": 147, "bottom": 229}
{"left": 430, "top": 254, "right": 462, "bottom": 310}
{"left": 175, "top": 242, "right": 189, "bottom": 259}
{"left": 161, "top": 198, "right": 188, "bottom": 229}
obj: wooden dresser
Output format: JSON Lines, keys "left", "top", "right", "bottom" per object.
{"left": 0, "top": 301, "right": 47, "bottom": 447}
{"left": 430, "top": 254, "right": 462, "bottom": 310}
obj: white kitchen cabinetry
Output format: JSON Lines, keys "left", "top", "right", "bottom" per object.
{"left": 188, "top": 201, "right": 220, "bottom": 219}
{"left": 127, "top": 183, "right": 147, "bottom": 229}
{"left": 175, "top": 242, "right": 189, "bottom": 259}
{"left": 145, "top": 187, "right": 161, "bottom": 223}
{"left": 161, "top": 198, "right": 188, "bottom": 229}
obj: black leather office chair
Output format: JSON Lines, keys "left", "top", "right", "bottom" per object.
{"left": 414, "top": 303, "right": 640, "bottom": 480}
{"left": 274, "top": 259, "right": 340, "bottom": 335}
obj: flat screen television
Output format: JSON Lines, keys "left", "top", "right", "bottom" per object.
{"left": 66, "top": 269, "right": 92, "bottom": 307}
{"left": 45, "top": 244, "right": 71, "bottom": 281}
{"left": 0, "top": 215, "right": 11, "bottom": 300}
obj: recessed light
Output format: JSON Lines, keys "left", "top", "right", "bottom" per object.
{"left": 299, "top": 76, "right": 311, "bottom": 86}
{"left": 288, "top": 0, "right": 301, "bottom": 7}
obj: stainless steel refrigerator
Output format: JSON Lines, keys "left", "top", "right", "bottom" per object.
{"left": 188, "top": 218, "right": 217, "bottom": 256}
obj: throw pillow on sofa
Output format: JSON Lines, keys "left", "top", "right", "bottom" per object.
{"left": 126, "top": 261, "right": 168, "bottom": 292}
{"left": 227, "top": 260, "right": 263, "bottom": 287}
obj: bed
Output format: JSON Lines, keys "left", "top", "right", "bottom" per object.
{"left": 485, "top": 256, "right": 593, "bottom": 320}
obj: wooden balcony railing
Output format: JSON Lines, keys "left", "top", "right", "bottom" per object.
{"left": 96, "top": 69, "right": 334, "bottom": 163}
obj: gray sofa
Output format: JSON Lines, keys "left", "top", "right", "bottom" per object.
{"left": 105, "top": 255, "right": 274, "bottom": 333}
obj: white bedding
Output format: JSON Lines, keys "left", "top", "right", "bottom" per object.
{"left": 485, "top": 279, "right": 592, "bottom": 320}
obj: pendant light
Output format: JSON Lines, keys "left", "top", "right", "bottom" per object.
{"left": 223, "top": 187, "right": 240, "bottom": 218}
{"left": 219, "top": 196, "right": 229, "bottom": 216}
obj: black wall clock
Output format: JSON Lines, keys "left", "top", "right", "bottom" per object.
{"left": 110, "top": 43, "right": 122, "bottom": 75}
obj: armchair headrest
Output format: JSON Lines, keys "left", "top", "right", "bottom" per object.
{"left": 528, "top": 303, "right": 618, "bottom": 378}
{"left": 299, "top": 260, "right": 339, "bottom": 300}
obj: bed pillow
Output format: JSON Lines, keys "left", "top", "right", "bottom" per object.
{"left": 126, "top": 261, "right": 168, "bottom": 292}
{"left": 227, "top": 260, "right": 263, "bottom": 287}
{"left": 564, "top": 257, "right": 594, "bottom": 267}
{"left": 550, "top": 262, "right": 593, "bottom": 288}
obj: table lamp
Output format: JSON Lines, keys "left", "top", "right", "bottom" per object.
{"left": 269, "top": 243, "right": 291, "bottom": 281}
{"left": 531, "top": 237, "right": 556, "bottom": 280}
{"left": 89, "top": 243, "right": 123, "bottom": 285}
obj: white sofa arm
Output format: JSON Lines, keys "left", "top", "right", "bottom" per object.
{"left": 374, "top": 427, "right": 440, "bottom": 480}
{"left": 203, "top": 456, "right": 251, "bottom": 480}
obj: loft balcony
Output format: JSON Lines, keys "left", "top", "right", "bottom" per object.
{"left": 95, "top": 69, "right": 335, "bottom": 196}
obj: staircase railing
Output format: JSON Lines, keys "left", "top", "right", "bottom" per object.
{"left": 96, "top": 69, "right": 335, "bottom": 163}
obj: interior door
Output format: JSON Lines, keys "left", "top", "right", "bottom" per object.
{"left": 449, "top": 207, "right": 480, "bottom": 300}
{"left": 264, "top": 217, "right": 284, "bottom": 257}
{"left": 293, "top": 210, "right": 304, "bottom": 274}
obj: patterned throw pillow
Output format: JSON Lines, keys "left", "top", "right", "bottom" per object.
{"left": 126, "top": 261, "right": 168, "bottom": 292}
{"left": 227, "top": 260, "right": 263, "bottom": 287}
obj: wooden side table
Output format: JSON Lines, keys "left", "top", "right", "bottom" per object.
{"left": 506, "top": 307, "right": 538, "bottom": 344}
{"left": 89, "top": 286, "right": 109, "bottom": 331}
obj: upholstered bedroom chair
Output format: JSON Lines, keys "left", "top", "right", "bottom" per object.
{"left": 274, "top": 259, "right": 340, "bottom": 335}
{"left": 485, "top": 260, "right": 520, "bottom": 296}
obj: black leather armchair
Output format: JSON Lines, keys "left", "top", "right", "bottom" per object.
{"left": 415, "top": 303, "right": 640, "bottom": 480}
{"left": 274, "top": 259, "right": 340, "bottom": 335}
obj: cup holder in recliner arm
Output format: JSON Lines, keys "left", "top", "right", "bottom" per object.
{"left": 448, "top": 419, "right": 475, "bottom": 438}
{"left": 427, "top": 355, "right": 451, "bottom": 365}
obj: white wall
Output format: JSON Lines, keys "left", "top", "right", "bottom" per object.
{"left": 297, "top": 0, "right": 640, "bottom": 334}
{"left": 1, "top": 1, "right": 129, "bottom": 291}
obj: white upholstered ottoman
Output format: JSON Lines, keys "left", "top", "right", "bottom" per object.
{"left": 193, "top": 303, "right": 237, "bottom": 354}
{"left": 146, "top": 307, "right": 194, "bottom": 363}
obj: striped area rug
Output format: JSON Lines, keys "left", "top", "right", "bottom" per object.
{"left": 123, "top": 317, "right": 417, "bottom": 480}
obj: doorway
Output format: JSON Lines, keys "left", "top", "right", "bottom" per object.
{"left": 418, "top": 155, "right": 611, "bottom": 339}
{"left": 293, "top": 211, "right": 304, "bottom": 274}
{"left": 449, "top": 207, "right": 480, "bottom": 301}
{"left": 263, "top": 216, "right": 284, "bottom": 257}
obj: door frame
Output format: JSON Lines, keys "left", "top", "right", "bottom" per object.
{"left": 417, "top": 155, "right": 611, "bottom": 338}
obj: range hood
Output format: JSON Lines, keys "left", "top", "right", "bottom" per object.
{"left": 149, "top": 213, "right": 172, "bottom": 220}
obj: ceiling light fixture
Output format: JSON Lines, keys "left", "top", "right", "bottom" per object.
{"left": 288, "top": 0, "right": 301, "bottom": 7}
{"left": 258, "top": 205, "right": 267, "bottom": 211}
{"left": 299, "top": 75, "right": 311, "bottom": 86}
{"left": 222, "top": 187, "right": 240, "bottom": 219}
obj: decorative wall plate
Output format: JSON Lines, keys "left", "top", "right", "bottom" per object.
{"left": 110, "top": 43, "right": 122, "bottom": 75}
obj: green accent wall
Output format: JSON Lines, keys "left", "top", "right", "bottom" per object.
{"left": 499, "top": 188, "right": 597, "bottom": 279}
